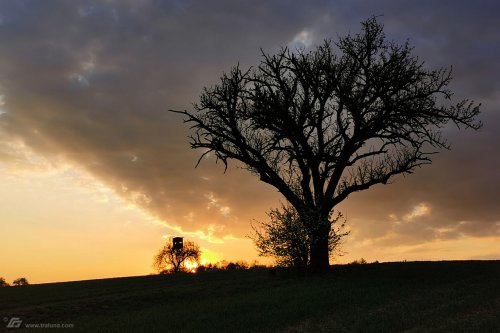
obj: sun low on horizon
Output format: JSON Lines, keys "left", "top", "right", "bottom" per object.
{"left": 1, "top": 1, "right": 499, "bottom": 284}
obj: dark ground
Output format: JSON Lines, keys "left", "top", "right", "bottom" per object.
{"left": 1, "top": 260, "right": 499, "bottom": 332}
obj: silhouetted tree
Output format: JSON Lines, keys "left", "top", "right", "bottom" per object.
{"left": 196, "top": 264, "right": 209, "bottom": 273}
{"left": 12, "top": 277, "right": 29, "bottom": 286}
{"left": 0, "top": 277, "right": 9, "bottom": 287}
{"left": 349, "top": 258, "right": 368, "bottom": 265}
{"left": 153, "top": 238, "right": 200, "bottom": 273}
{"left": 225, "top": 261, "right": 249, "bottom": 270}
{"left": 225, "top": 262, "right": 238, "bottom": 270}
{"left": 250, "top": 204, "right": 348, "bottom": 269}
{"left": 172, "top": 17, "right": 481, "bottom": 272}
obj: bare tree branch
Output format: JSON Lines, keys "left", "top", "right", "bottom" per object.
{"left": 171, "top": 17, "right": 481, "bottom": 272}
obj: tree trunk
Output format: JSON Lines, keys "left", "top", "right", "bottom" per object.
{"left": 309, "top": 234, "right": 330, "bottom": 273}
{"left": 308, "top": 217, "right": 331, "bottom": 274}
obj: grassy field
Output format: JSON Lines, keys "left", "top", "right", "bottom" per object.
{"left": 1, "top": 261, "right": 499, "bottom": 332}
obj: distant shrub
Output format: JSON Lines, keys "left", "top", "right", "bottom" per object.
{"left": 225, "top": 261, "right": 248, "bottom": 270}
{"left": 249, "top": 260, "right": 267, "bottom": 269}
{"left": 0, "top": 277, "right": 9, "bottom": 287}
{"left": 12, "top": 277, "right": 29, "bottom": 286}
{"left": 236, "top": 261, "right": 249, "bottom": 269}
{"left": 196, "top": 265, "right": 208, "bottom": 273}
{"left": 196, "top": 264, "right": 219, "bottom": 273}
{"left": 349, "top": 258, "right": 368, "bottom": 265}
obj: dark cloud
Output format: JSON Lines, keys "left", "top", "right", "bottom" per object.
{"left": 0, "top": 0, "right": 498, "bottom": 245}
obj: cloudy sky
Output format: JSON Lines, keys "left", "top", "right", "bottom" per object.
{"left": 1, "top": 0, "right": 499, "bottom": 283}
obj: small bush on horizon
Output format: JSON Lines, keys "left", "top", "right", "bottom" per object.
{"left": 349, "top": 258, "right": 368, "bottom": 265}
{"left": 0, "top": 277, "right": 9, "bottom": 287}
{"left": 225, "top": 261, "right": 249, "bottom": 270}
{"left": 12, "top": 277, "right": 29, "bottom": 286}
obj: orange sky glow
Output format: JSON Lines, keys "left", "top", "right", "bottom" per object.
{"left": 1, "top": 156, "right": 497, "bottom": 283}
{"left": 1, "top": 1, "right": 499, "bottom": 284}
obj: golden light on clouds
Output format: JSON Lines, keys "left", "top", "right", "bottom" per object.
{"left": 0, "top": 95, "right": 6, "bottom": 116}
{"left": 0, "top": 1, "right": 499, "bottom": 283}
{"left": 404, "top": 203, "right": 431, "bottom": 221}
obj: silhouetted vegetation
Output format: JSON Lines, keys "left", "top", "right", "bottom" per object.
{"left": 250, "top": 204, "right": 348, "bottom": 269}
{"left": 225, "top": 261, "right": 249, "bottom": 270}
{"left": 153, "top": 238, "right": 200, "bottom": 273}
{"left": 196, "top": 260, "right": 250, "bottom": 273}
{"left": 349, "top": 258, "right": 368, "bottom": 265}
{"left": 1, "top": 261, "right": 498, "bottom": 332}
{"left": 172, "top": 17, "right": 481, "bottom": 273}
{"left": 12, "top": 277, "right": 29, "bottom": 286}
{"left": 0, "top": 277, "right": 9, "bottom": 287}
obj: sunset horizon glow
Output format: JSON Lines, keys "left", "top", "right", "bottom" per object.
{"left": 1, "top": 1, "right": 499, "bottom": 284}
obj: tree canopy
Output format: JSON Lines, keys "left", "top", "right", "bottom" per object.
{"left": 172, "top": 17, "right": 481, "bottom": 272}
{"left": 0, "top": 277, "right": 9, "bottom": 287}
{"left": 12, "top": 277, "right": 29, "bottom": 286}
